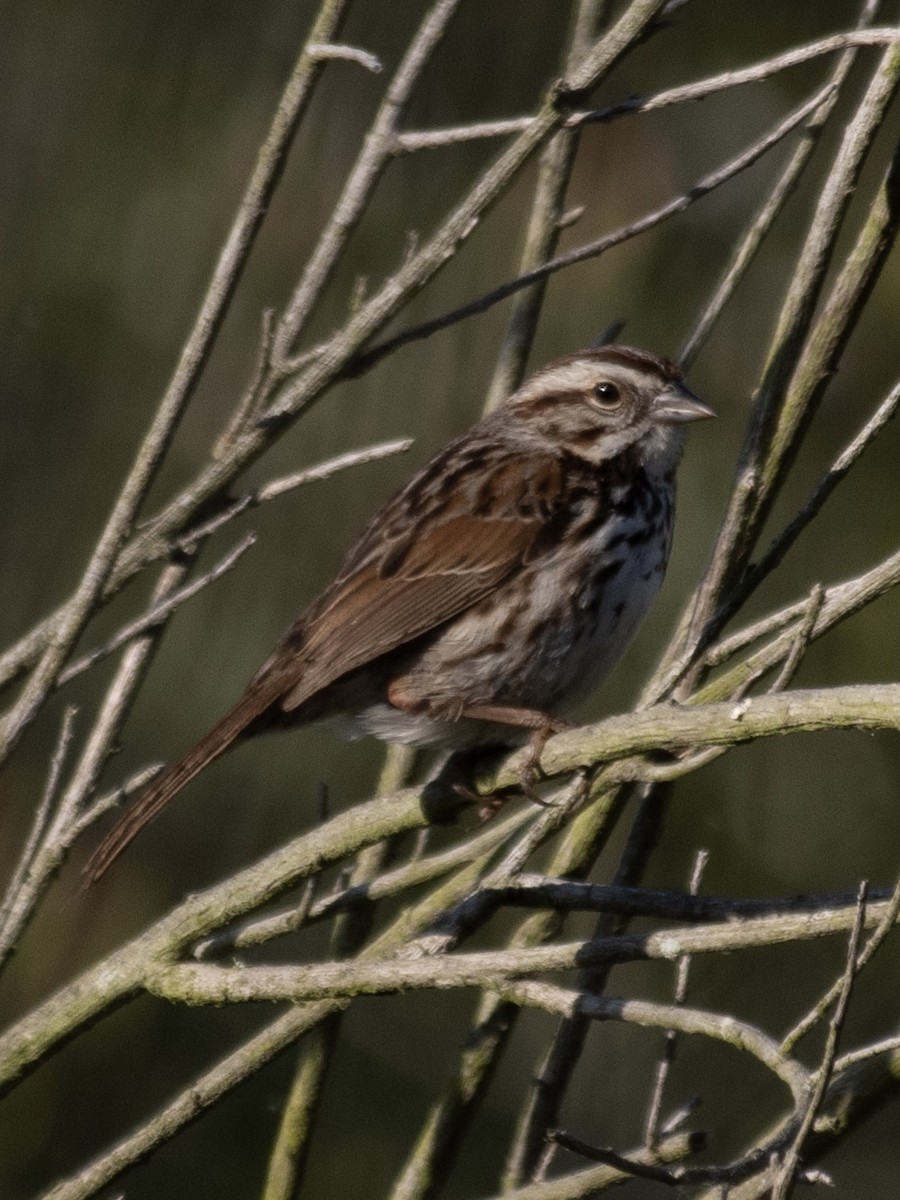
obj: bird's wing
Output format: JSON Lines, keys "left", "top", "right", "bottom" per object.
{"left": 277, "top": 507, "right": 544, "bottom": 712}
{"left": 81, "top": 454, "right": 565, "bottom": 886}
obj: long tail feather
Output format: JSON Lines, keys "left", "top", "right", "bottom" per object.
{"left": 83, "top": 685, "right": 276, "bottom": 887}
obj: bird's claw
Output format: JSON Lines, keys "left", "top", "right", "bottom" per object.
{"left": 519, "top": 718, "right": 571, "bottom": 805}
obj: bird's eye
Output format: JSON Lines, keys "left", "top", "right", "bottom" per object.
{"left": 590, "top": 381, "right": 621, "bottom": 408}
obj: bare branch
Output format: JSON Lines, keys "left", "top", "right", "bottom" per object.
{"left": 680, "top": 39, "right": 900, "bottom": 665}
{"left": 353, "top": 84, "right": 833, "bottom": 377}
{"left": 583, "top": 27, "right": 900, "bottom": 121}
{"left": 393, "top": 27, "right": 900, "bottom": 154}
{"left": 0, "top": 707, "right": 77, "bottom": 966}
{"left": 57, "top": 535, "right": 256, "bottom": 688}
{"left": 679, "top": 0, "right": 882, "bottom": 366}
{"left": 257, "top": 437, "right": 412, "bottom": 502}
{"left": 0, "top": 0, "right": 354, "bottom": 762}
{"left": 743, "top": 377, "right": 900, "bottom": 600}
{"left": 643, "top": 848, "right": 709, "bottom": 1150}
{"left": 783, "top": 872, "right": 900, "bottom": 1055}
{"left": 272, "top": 0, "right": 467, "bottom": 362}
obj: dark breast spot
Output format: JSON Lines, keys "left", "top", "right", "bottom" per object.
{"left": 626, "top": 524, "right": 656, "bottom": 548}
{"left": 595, "top": 558, "right": 625, "bottom": 585}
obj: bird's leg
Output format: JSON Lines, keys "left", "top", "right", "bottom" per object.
{"left": 457, "top": 704, "right": 572, "bottom": 803}
{"left": 387, "top": 681, "right": 569, "bottom": 804}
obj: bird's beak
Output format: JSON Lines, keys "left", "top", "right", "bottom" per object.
{"left": 652, "top": 382, "right": 715, "bottom": 424}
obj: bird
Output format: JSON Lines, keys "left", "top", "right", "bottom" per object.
{"left": 83, "top": 345, "right": 713, "bottom": 884}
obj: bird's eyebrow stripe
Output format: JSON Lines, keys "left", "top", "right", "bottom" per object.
{"left": 513, "top": 361, "right": 665, "bottom": 403}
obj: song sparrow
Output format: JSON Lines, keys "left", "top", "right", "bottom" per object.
{"left": 84, "top": 346, "right": 712, "bottom": 884}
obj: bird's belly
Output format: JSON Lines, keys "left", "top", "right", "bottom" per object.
{"left": 450, "top": 536, "right": 668, "bottom": 706}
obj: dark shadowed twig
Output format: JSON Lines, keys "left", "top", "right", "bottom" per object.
{"left": 782, "top": 872, "right": 900, "bottom": 1056}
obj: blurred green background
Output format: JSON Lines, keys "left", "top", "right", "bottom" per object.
{"left": 1, "top": 1, "right": 900, "bottom": 1196}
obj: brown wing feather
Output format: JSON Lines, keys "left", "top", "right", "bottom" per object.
{"left": 280, "top": 514, "right": 539, "bottom": 711}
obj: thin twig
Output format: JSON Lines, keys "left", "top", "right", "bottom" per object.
{"left": 678, "top": 39, "right": 900, "bottom": 673}
{"left": 194, "top": 806, "right": 531, "bottom": 957}
{"left": 551, "top": 1128, "right": 711, "bottom": 1186}
{"left": 257, "top": 438, "right": 412, "bottom": 501}
{"left": 782, "top": 871, "right": 900, "bottom": 1055}
{"left": 494, "top": 1130, "right": 703, "bottom": 1198}
{"left": 53, "top": 437, "right": 411, "bottom": 690}
{"left": 581, "top": 27, "right": 900, "bottom": 122}
{"left": 703, "top": 601, "right": 810, "bottom": 669}
{"left": 742, "top": 377, "right": 900, "bottom": 601}
{"left": 548, "top": 1124, "right": 807, "bottom": 1191}
{"left": 71, "top": 764, "right": 164, "bottom": 837}
{"left": 58, "top": 535, "right": 256, "bottom": 687}
{"left": 352, "top": 84, "right": 833, "bottom": 378}
{"left": 678, "top": 0, "right": 881, "bottom": 366}
{"left": 834, "top": 1033, "right": 900, "bottom": 1073}
{"left": 213, "top": 308, "right": 276, "bottom": 454}
{"left": 176, "top": 437, "right": 413, "bottom": 550}
{"left": 693, "top": 544, "right": 900, "bottom": 706}
{"left": 644, "top": 848, "right": 709, "bottom": 1150}
{"left": 0, "top": 561, "right": 194, "bottom": 958}
{"left": 0, "top": 0, "right": 353, "bottom": 763}
{"left": 306, "top": 42, "right": 383, "bottom": 73}
{"left": 767, "top": 584, "right": 825, "bottom": 695}
{"left": 0, "top": 706, "right": 77, "bottom": 965}
{"left": 772, "top": 883, "right": 868, "bottom": 1200}
{"left": 693, "top": 367, "right": 900, "bottom": 669}
{"left": 393, "top": 27, "right": 900, "bottom": 154}
{"left": 483, "top": 0, "right": 605, "bottom": 411}
{"left": 272, "top": 0, "right": 466, "bottom": 363}
{"left": 394, "top": 117, "right": 534, "bottom": 153}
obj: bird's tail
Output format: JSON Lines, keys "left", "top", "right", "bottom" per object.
{"left": 82, "top": 682, "right": 277, "bottom": 887}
